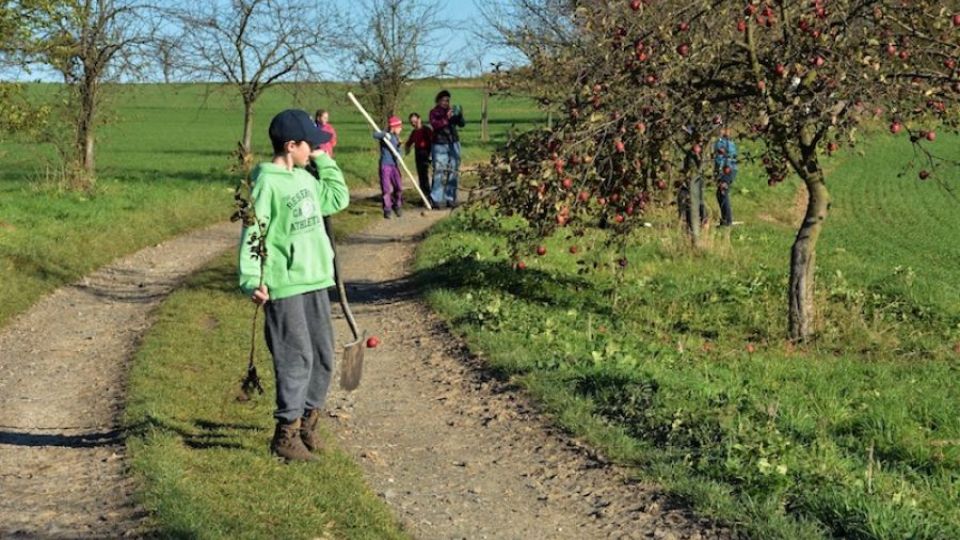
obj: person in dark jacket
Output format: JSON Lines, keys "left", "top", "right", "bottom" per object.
{"left": 405, "top": 112, "right": 432, "bottom": 204}
{"left": 429, "top": 89, "right": 465, "bottom": 208}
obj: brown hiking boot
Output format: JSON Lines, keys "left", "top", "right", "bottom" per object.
{"left": 300, "top": 409, "right": 324, "bottom": 453}
{"left": 270, "top": 418, "right": 317, "bottom": 462}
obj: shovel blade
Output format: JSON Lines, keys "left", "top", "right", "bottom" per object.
{"left": 339, "top": 335, "right": 365, "bottom": 391}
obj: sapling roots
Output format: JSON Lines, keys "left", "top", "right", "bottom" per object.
{"left": 231, "top": 143, "right": 267, "bottom": 401}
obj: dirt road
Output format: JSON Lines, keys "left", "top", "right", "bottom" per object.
{"left": 0, "top": 196, "right": 724, "bottom": 539}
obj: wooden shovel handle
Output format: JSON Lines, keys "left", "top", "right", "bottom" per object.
{"left": 323, "top": 216, "right": 361, "bottom": 342}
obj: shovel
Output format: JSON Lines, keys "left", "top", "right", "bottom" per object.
{"left": 322, "top": 216, "right": 366, "bottom": 391}
{"left": 306, "top": 160, "right": 365, "bottom": 391}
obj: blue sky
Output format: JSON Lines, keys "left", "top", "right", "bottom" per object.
{"left": 4, "top": 0, "right": 515, "bottom": 83}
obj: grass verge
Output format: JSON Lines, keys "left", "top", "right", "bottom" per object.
{"left": 124, "top": 234, "right": 407, "bottom": 538}
{"left": 413, "top": 133, "right": 960, "bottom": 539}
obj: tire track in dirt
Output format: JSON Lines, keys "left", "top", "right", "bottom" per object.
{"left": 327, "top": 207, "right": 728, "bottom": 540}
{"left": 0, "top": 222, "right": 237, "bottom": 538}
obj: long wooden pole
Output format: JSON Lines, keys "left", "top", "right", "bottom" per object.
{"left": 347, "top": 92, "right": 432, "bottom": 209}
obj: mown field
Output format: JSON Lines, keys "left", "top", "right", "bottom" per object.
{"left": 0, "top": 80, "right": 541, "bottom": 537}
{"left": 0, "top": 80, "right": 538, "bottom": 328}
{"left": 415, "top": 132, "right": 960, "bottom": 538}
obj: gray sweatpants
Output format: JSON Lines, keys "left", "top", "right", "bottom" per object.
{"left": 264, "top": 289, "right": 336, "bottom": 423}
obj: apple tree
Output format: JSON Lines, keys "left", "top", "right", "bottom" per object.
{"left": 479, "top": 0, "right": 959, "bottom": 342}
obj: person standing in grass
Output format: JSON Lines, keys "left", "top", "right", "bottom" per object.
{"left": 429, "top": 89, "right": 465, "bottom": 208}
{"left": 405, "top": 112, "right": 432, "bottom": 204}
{"left": 314, "top": 109, "right": 337, "bottom": 157}
{"left": 239, "top": 109, "right": 349, "bottom": 462}
{"left": 373, "top": 115, "right": 405, "bottom": 218}
{"left": 713, "top": 126, "right": 738, "bottom": 227}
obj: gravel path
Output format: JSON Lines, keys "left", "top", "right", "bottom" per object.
{"left": 0, "top": 195, "right": 726, "bottom": 539}
{"left": 0, "top": 222, "right": 237, "bottom": 538}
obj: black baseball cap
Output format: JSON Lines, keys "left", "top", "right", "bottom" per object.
{"left": 268, "top": 109, "right": 331, "bottom": 149}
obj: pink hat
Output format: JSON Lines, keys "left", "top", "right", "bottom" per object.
{"left": 388, "top": 115, "right": 402, "bottom": 127}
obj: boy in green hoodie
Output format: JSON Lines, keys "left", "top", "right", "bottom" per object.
{"left": 238, "top": 109, "right": 350, "bottom": 461}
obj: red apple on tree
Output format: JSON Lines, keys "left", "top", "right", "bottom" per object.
{"left": 889, "top": 121, "right": 902, "bottom": 134}
{"left": 569, "top": 245, "right": 579, "bottom": 254}
{"left": 536, "top": 245, "right": 547, "bottom": 256}
{"left": 630, "top": 0, "right": 641, "bottom": 11}
{"left": 925, "top": 131, "right": 936, "bottom": 142}
{"left": 918, "top": 170, "right": 930, "bottom": 180}
{"left": 578, "top": 190, "right": 590, "bottom": 202}
{"left": 562, "top": 177, "right": 574, "bottom": 189}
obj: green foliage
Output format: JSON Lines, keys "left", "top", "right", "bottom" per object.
{"left": 416, "top": 132, "right": 960, "bottom": 539}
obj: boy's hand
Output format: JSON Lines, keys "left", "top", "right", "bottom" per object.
{"left": 251, "top": 285, "right": 270, "bottom": 305}
{"left": 310, "top": 148, "right": 327, "bottom": 158}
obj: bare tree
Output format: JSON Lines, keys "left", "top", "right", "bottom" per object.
{"left": 153, "top": 33, "right": 184, "bottom": 84}
{"left": 174, "top": 0, "right": 322, "bottom": 158}
{"left": 330, "top": 0, "right": 446, "bottom": 125}
{"left": 4, "top": 0, "right": 156, "bottom": 186}
{"left": 474, "top": 0, "right": 577, "bottom": 65}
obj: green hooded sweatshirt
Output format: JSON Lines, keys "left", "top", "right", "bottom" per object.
{"left": 238, "top": 153, "right": 349, "bottom": 300}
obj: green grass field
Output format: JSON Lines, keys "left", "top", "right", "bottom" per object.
{"left": 0, "top": 80, "right": 541, "bottom": 538}
{"left": 0, "top": 81, "right": 540, "bottom": 328}
{"left": 415, "top": 132, "right": 960, "bottom": 538}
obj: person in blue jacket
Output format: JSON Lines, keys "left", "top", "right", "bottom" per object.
{"left": 713, "top": 126, "right": 738, "bottom": 226}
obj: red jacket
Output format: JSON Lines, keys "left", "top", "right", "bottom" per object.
{"left": 316, "top": 123, "right": 337, "bottom": 157}
{"left": 405, "top": 126, "right": 432, "bottom": 154}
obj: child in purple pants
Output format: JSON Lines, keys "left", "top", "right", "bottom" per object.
{"left": 373, "top": 116, "right": 404, "bottom": 218}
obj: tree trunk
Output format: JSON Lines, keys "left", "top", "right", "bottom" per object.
{"left": 687, "top": 174, "right": 703, "bottom": 247}
{"left": 788, "top": 165, "right": 830, "bottom": 342}
{"left": 241, "top": 99, "right": 255, "bottom": 158}
{"left": 77, "top": 74, "right": 98, "bottom": 176}
{"left": 481, "top": 90, "right": 489, "bottom": 142}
